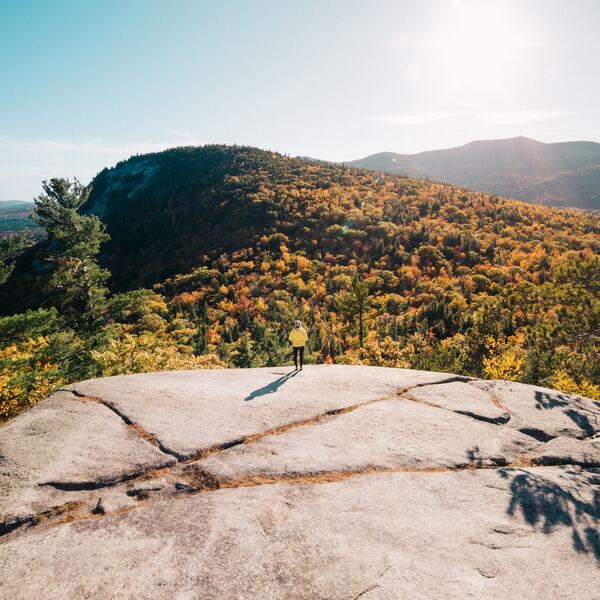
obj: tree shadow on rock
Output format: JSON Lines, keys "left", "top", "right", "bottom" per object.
{"left": 466, "top": 445, "right": 507, "bottom": 467}
{"left": 499, "top": 467, "right": 600, "bottom": 561}
{"left": 534, "top": 390, "right": 599, "bottom": 438}
{"left": 564, "top": 409, "right": 596, "bottom": 437}
{"left": 534, "top": 390, "right": 570, "bottom": 410}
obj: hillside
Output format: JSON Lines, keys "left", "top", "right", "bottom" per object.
{"left": 78, "top": 145, "right": 598, "bottom": 390}
{"left": 0, "top": 200, "right": 39, "bottom": 237}
{"left": 81, "top": 145, "right": 599, "bottom": 290}
{"left": 348, "top": 137, "right": 600, "bottom": 210}
{"left": 1, "top": 366, "right": 599, "bottom": 598}
{"left": 0, "top": 201, "right": 32, "bottom": 210}
{"left": 0, "top": 145, "right": 598, "bottom": 423}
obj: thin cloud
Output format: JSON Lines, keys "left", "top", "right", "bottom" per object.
{"left": 365, "top": 112, "right": 451, "bottom": 125}
{"left": 22, "top": 138, "right": 203, "bottom": 156}
{"left": 478, "top": 110, "right": 572, "bottom": 125}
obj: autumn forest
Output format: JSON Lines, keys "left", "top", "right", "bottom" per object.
{"left": 0, "top": 145, "right": 598, "bottom": 421}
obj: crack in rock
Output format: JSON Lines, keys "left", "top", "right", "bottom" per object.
{"left": 68, "top": 390, "right": 185, "bottom": 460}
{"left": 353, "top": 583, "right": 379, "bottom": 599}
{"left": 453, "top": 409, "right": 510, "bottom": 425}
{"left": 40, "top": 467, "right": 157, "bottom": 492}
{"left": 58, "top": 376, "right": 470, "bottom": 490}
{"left": 400, "top": 390, "right": 509, "bottom": 425}
{"left": 0, "top": 500, "right": 86, "bottom": 536}
{"left": 180, "top": 459, "right": 539, "bottom": 495}
{"left": 3, "top": 374, "right": 590, "bottom": 543}
{"left": 3, "top": 458, "right": 598, "bottom": 541}
{"left": 467, "top": 381, "right": 513, "bottom": 415}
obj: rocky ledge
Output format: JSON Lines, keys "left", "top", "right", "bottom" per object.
{"left": 0, "top": 365, "right": 599, "bottom": 599}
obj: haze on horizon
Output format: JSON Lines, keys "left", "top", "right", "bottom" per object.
{"left": 1, "top": 0, "right": 599, "bottom": 200}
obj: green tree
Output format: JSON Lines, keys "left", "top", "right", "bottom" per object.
{"left": 338, "top": 275, "right": 370, "bottom": 348}
{"left": 0, "top": 233, "right": 30, "bottom": 286}
{"left": 231, "top": 332, "right": 256, "bottom": 367}
{"left": 33, "top": 178, "right": 110, "bottom": 331}
{"left": 193, "top": 302, "right": 210, "bottom": 355}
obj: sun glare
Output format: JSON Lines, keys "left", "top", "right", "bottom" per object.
{"left": 430, "top": 2, "right": 524, "bottom": 87}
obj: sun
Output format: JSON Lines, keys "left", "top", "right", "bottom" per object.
{"left": 429, "top": 2, "right": 524, "bottom": 87}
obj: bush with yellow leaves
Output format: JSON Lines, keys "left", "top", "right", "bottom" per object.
{"left": 482, "top": 335, "right": 526, "bottom": 381}
{"left": 550, "top": 369, "right": 600, "bottom": 401}
{"left": 0, "top": 337, "right": 63, "bottom": 423}
{"left": 91, "top": 332, "right": 224, "bottom": 376}
{"left": 357, "top": 335, "right": 412, "bottom": 368}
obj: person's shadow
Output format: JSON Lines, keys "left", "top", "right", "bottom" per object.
{"left": 244, "top": 370, "right": 298, "bottom": 401}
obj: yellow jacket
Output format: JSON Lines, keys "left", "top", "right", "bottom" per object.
{"left": 288, "top": 327, "right": 308, "bottom": 347}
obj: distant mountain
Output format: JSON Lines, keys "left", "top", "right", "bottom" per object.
{"left": 0, "top": 200, "right": 38, "bottom": 236}
{"left": 348, "top": 137, "right": 600, "bottom": 210}
{"left": 0, "top": 200, "right": 33, "bottom": 209}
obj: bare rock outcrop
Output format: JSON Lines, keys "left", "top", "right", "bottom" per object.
{"left": 1, "top": 365, "right": 598, "bottom": 599}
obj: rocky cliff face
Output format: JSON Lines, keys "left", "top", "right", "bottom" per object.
{"left": 1, "top": 365, "right": 599, "bottom": 599}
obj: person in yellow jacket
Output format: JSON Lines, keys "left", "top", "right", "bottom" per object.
{"left": 288, "top": 320, "right": 308, "bottom": 370}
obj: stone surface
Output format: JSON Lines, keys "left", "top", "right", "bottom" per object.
{"left": 0, "top": 391, "right": 176, "bottom": 525}
{"left": 1, "top": 468, "right": 598, "bottom": 600}
{"left": 472, "top": 379, "right": 600, "bottom": 440}
{"left": 64, "top": 366, "right": 458, "bottom": 459}
{"left": 407, "top": 380, "right": 509, "bottom": 423}
{"left": 1, "top": 365, "right": 599, "bottom": 599}
{"left": 127, "top": 478, "right": 167, "bottom": 495}
{"left": 532, "top": 436, "right": 600, "bottom": 467}
{"left": 195, "top": 399, "right": 538, "bottom": 481}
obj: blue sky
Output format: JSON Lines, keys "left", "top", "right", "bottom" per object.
{"left": 2, "top": 0, "right": 600, "bottom": 199}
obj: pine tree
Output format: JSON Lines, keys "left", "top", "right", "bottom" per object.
{"left": 0, "top": 233, "right": 30, "bottom": 287}
{"left": 193, "top": 302, "right": 209, "bottom": 355}
{"left": 232, "top": 333, "right": 255, "bottom": 368}
{"left": 338, "top": 275, "right": 370, "bottom": 348}
{"left": 33, "top": 178, "right": 110, "bottom": 332}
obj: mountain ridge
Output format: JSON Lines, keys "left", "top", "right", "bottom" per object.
{"left": 0, "top": 143, "right": 597, "bottom": 419}
{"left": 348, "top": 136, "right": 600, "bottom": 209}
{"left": 76, "top": 144, "right": 597, "bottom": 291}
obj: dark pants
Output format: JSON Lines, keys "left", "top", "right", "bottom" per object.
{"left": 293, "top": 346, "right": 304, "bottom": 369}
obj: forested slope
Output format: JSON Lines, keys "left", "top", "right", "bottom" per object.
{"left": 0, "top": 201, "right": 39, "bottom": 237}
{"left": 0, "top": 145, "right": 598, "bottom": 421}
{"left": 84, "top": 146, "right": 599, "bottom": 389}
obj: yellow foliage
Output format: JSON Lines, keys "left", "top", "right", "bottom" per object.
{"left": 206, "top": 328, "right": 221, "bottom": 344}
{"left": 550, "top": 369, "right": 600, "bottom": 401}
{"left": 482, "top": 336, "right": 525, "bottom": 381}
{"left": 255, "top": 298, "right": 268, "bottom": 314}
{"left": 177, "top": 291, "right": 203, "bottom": 305}
{"left": 295, "top": 255, "right": 312, "bottom": 270}
{"left": 217, "top": 299, "right": 235, "bottom": 312}
{"left": 0, "top": 337, "right": 62, "bottom": 423}
{"left": 359, "top": 336, "right": 412, "bottom": 368}
{"left": 91, "top": 333, "right": 225, "bottom": 376}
